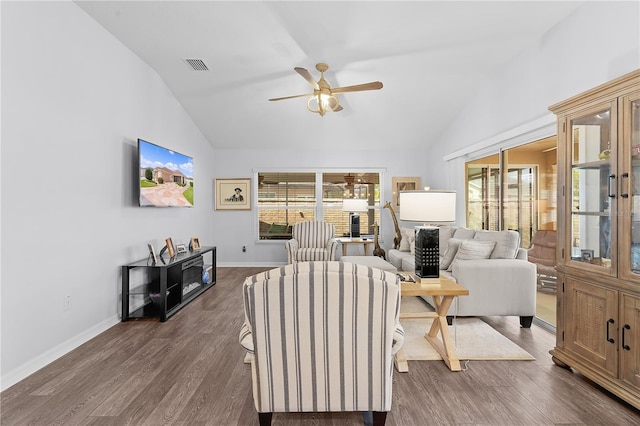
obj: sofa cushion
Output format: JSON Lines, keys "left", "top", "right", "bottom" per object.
{"left": 399, "top": 227, "right": 415, "bottom": 252}
{"left": 387, "top": 249, "right": 407, "bottom": 270}
{"left": 448, "top": 240, "right": 496, "bottom": 271}
{"left": 440, "top": 238, "right": 462, "bottom": 270}
{"left": 473, "top": 230, "right": 520, "bottom": 259}
{"left": 452, "top": 227, "right": 476, "bottom": 240}
{"left": 437, "top": 225, "right": 456, "bottom": 256}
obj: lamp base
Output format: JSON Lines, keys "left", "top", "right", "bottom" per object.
{"left": 414, "top": 226, "right": 439, "bottom": 278}
{"left": 350, "top": 214, "right": 361, "bottom": 238}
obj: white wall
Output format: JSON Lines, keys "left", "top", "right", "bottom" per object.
{"left": 1, "top": 2, "right": 216, "bottom": 389}
{"left": 427, "top": 1, "right": 640, "bottom": 219}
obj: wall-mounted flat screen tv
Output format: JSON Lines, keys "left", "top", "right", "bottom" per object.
{"left": 138, "top": 139, "right": 194, "bottom": 207}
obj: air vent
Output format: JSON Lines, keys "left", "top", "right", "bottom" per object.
{"left": 183, "top": 58, "right": 210, "bottom": 71}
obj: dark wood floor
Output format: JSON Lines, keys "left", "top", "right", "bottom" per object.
{"left": 2, "top": 267, "right": 639, "bottom": 425}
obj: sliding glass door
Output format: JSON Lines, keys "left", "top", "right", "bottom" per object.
{"left": 466, "top": 137, "right": 558, "bottom": 327}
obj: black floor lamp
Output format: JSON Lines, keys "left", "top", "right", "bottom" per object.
{"left": 399, "top": 190, "right": 456, "bottom": 278}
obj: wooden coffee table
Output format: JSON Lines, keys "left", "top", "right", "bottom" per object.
{"left": 395, "top": 273, "right": 469, "bottom": 372}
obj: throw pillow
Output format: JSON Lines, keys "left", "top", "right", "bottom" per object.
{"left": 447, "top": 240, "right": 496, "bottom": 272}
{"left": 473, "top": 230, "right": 520, "bottom": 259}
{"left": 399, "top": 227, "right": 415, "bottom": 252}
{"left": 452, "top": 227, "right": 476, "bottom": 240}
{"left": 440, "top": 238, "right": 462, "bottom": 270}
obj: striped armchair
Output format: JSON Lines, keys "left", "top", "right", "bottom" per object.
{"left": 284, "top": 221, "right": 339, "bottom": 264}
{"left": 239, "top": 261, "right": 404, "bottom": 425}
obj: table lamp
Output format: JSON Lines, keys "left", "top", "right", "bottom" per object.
{"left": 342, "top": 198, "right": 368, "bottom": 238}
{"left": 399, "top": 190, "right": 456, "bottom": 278}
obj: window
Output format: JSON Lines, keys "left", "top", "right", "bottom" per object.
{"left": 322, "top": 172, "right": 381, "bottom": 237}
{"left": 257, "top": 171, "right": 382, "bottom": 240}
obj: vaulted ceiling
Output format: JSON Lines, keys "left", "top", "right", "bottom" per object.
{"left": 76, "top": 1, "right": 584, "bottom": 152}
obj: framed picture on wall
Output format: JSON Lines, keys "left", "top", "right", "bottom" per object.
{"left": 215, "top": 178, "right": 251, "bottom": 210}
{"left": 391, "top": 177, "right": 421, "bottom": 210}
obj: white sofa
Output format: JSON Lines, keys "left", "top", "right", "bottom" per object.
{"left": 388, "top": 226, "right": 537, "bottom": 327}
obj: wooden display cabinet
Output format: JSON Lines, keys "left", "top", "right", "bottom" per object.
{"left": 550, "top": 69, "right": 640, "bottom": 408}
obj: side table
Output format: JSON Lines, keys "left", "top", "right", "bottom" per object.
{"left": 395, "top": 273, "right": 469, "bottom": 372}
{"left": 337, "top": 237, "right": 375, "bottom": 256}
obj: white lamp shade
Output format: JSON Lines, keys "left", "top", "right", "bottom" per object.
{"left": 399, "top": 190, "right": 456, "bottom": 223}
{"left": 342, "top": 198, "right": 368, "bottom": 212}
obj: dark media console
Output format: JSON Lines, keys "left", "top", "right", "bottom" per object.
{"left": 122, "top": 246, "right": 216, "bottom": 321}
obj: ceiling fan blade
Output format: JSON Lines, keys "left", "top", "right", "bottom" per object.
{"left": 331, "top": 81, "right": 383, "bottom": 94}
{"left": 268, "top": 93, "right": 313, "bottom": 101}
{"left": 294, "top": 67, "right": 320, "bottom": 90}
{"left": 327, "top": 95, "right": 343, "bottom": 112}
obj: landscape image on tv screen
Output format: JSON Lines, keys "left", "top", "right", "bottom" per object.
{"left": 138, "top": 139, "right": 194, "bottom": 207}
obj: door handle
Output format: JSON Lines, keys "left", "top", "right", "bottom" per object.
{"left": 620, "top": 172, "right": 630, "bottom": 198}
{"left": 622, "top": 324, "right": 631, "bottom": 351}
{"left": 608, "top": 174, "right": 616, "bottom": 198}
{"left": 606, "top": 318, "right": 615, "bottom": 343}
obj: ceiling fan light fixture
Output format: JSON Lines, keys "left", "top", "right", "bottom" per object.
{"left": 307, "top": 93, "right": 339, "bottom": 116}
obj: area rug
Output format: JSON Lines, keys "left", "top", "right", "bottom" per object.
{"left": 400, "top": 297, "right": 535, "bottom": 361}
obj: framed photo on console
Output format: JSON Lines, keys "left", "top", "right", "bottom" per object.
{"left": 391, "top": 176, "right": 421, "bottom": 210}
{"left": 165, "top": 237, "right": 176, "bottom": 258}
{"left": 190, "top": 237, "right": 201, "bottom": 251}
{"left": 215, "top": 178, "right": 251, "bottom": 210}
{"left": 147, "top": 243, "right": 157, "bottom": 264}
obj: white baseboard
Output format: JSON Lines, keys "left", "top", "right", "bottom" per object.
{"left": 1, "top": 314, "right": 120, "bottom": 392}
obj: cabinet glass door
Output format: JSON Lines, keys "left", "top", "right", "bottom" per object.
{"left": 620, "top": 93, "right": 640, "bottom": 281}
{"left": 568, "top": 105, "right": 615, "bottom": 273}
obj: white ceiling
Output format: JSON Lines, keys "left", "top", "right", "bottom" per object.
{"left": 75, "top": 1, "right": 584, "bottom": 152}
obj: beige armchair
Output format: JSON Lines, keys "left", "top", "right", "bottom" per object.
{"left": 239, "top": 261, "right": 404, "bottom": 425}
{"left": 284, "top": 221, "right": 339, "bottom": 263}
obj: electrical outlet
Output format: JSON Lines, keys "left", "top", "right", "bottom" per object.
{"left": 63, "top": 295, "right": 72, "bottom": 312}
{"left": 242, "top": 246, "right": 246, "bottom": 252}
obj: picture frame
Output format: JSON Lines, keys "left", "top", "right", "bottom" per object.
{"left": 215, "top": 178, "right": 251, "bottom": 210}
{"left": 190, "top": 237, "right": 201, "bottom": 251}
{"left": 176, "top": 244, "right": 187, "bottom": 254}
{"left": 147, "top": 243, "right": 157, "bottom": 264}
{"left": 581, "top": 249, "right": 594, "bottom": 263}
{"left": 165, "top": 237, "right": 176, "bottom": 258}
{"left": 391, "top": 177, "right": 421, "bottom": 210}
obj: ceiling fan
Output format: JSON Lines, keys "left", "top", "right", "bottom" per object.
{"left": 268, "top": 63, "right": 383, "bottom": 116}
